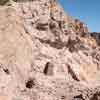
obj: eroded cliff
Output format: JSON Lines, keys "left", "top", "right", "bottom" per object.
{"left": 0, "top": 0, "right": 99, "bottom": 100}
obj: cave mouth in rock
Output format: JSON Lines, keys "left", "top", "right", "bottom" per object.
{"left": 25, "top": 78, "right": 35, "bottom": 89}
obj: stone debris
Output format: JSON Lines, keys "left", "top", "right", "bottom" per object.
{"left": 0, "top": 0, "right": 99, "bottom": 100}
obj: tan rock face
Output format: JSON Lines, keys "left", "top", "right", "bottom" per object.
{"left": 0, "top": 0, "right": 99, "bottom": 100}
{"left": 0, "top": 96, "right": 11, "bottom": 100}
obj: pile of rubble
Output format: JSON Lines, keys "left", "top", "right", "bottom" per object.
{"left": 0, "top": 0, "right": 99, "bottom": 100}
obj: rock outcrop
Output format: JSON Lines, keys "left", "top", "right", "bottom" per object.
{"left": 0, "top": 0, "right": 99, "bottom": 100}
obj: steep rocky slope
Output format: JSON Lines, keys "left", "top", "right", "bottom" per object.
{"left": 0, "top": 0, "right": 100, "bottom": 100}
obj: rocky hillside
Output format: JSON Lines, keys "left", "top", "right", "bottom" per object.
{"left": 0, "top": 0, "right": 100, "bottom": 100}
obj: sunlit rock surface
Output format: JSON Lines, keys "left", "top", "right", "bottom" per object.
{"left": 0, "top": 0, "right": 99, "bottom": 100}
